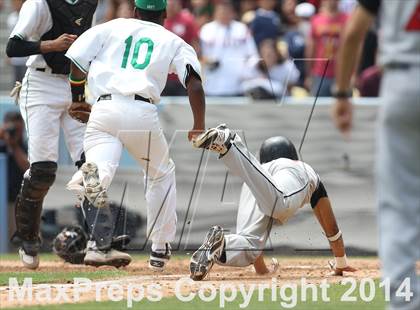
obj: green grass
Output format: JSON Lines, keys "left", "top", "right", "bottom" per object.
{"left": 0, "top": 253, "right": 59, "bottom": 262}
{"left": 0, "top": 253, "right": 194, "bottom": 286}
{"left": 0, "top": 254, "right": 130, "bottom": 285}
{"left": 3, "top": 281, "right": 386, "bottom": 310}
{"left": 0, "top": 253, "right": 191, "bottom": 261}
{"left": 0, "top": 270, "right": 129, "bottom": 286}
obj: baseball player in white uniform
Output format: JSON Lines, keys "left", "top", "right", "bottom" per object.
{"left": 65, "top": 0, "right": 205, "bottom": 269}
{"left": 332, "top": 1, "right": 420, "bottom": 309}
{"left": 5, "top": 0, "right": 97, "bottom": 269}
{"left": 189, "top": 125, "right": 356, "bottom": 280}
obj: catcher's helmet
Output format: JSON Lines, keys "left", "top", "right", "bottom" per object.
{"left": 259, "top": 136, "right": 298, "bottom": 163}
{"left": 52, "top": 226, "right": 87, "bottom": 264}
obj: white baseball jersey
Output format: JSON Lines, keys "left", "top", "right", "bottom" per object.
{"left": 66, "top": 18, "right": 202, "bottom": 103}
{"left": 238, "top": 158, "right": 320, "bottom": 224}
{"left": 9, "top": 0, "right": 53, "bottom": 69}
{"left": 200, "top": 20, "right": 258, "bottom": 96}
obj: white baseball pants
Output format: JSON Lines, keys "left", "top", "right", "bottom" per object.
{"left": 19, "top": 68, "right": 85, "bottom": 163}
{"left": 83, "top": 95, "right": 177, "bottom": 246}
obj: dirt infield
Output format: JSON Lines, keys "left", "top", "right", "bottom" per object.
{"left": 0, "top": 257, "right": 387, "bottom": 308}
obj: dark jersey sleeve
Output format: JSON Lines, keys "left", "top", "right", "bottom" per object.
{"left": 310, "top": 181, "right": 328, "bottom": 208}
{"left": 6, "top": 36, "right": 41, "bottom": 57}
{"left": 358, "top": 0, "right": 381, "bottom": 15}
{"left": 185, "top": 64, "right": 202, "bottom": 86}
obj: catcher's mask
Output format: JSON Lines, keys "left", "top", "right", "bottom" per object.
{"left": 259, "top": 136, "right": 299, "bottom": 163}
{"left": 53, "top": 225, "right": 87, "bottom": 264}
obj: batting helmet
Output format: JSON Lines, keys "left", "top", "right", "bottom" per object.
{"left": 259, "top": 136, "right": 299, "bottom": 163}
{"left": 53, "top": 226, "right": 87, "bottom": 264}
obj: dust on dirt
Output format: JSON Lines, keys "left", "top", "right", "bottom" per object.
{"left": 0, "top": 257, "right": 385, "bottom": 308}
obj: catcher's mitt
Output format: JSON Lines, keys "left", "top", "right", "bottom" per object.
{"left": 53, "top": 225, "right": 132, "bottom": 264}
{"left": 68, "top": 101, "right": 91, "bottom": 123}
{"left": 53, "top": 225, "right": 87, "bottom": 264}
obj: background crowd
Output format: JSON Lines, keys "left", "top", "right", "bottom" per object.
{"left": 0, "top": 0, "right": 381, "bottom": 205}
{"left": 1, "top": 0, "right": 381, "bottom": 99}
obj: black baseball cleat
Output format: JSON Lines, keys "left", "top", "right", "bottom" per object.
{"left": 190, "top": 226, "right": 225, "bottom": 281}
{"left": 149, "top": 244, "right": 171, "bottom": 271}
{"left": 193, "top": 124, "right": 234, "bottom": 155}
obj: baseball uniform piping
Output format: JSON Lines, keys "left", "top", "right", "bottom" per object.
{"left": 66, "top": 55, "right": 88, "bottom": 74}
{"left": 233, "top": 142, "right": 310, "bottom": 198}
{"left": 24, "top": 70, "right": 31, "bottom": 162}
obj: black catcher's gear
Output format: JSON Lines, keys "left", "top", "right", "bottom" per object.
{"left": 41, "top": 0, "right": 98, "bottom": 74}
{"left": 259, "top": 136, "right": 299, "bottom": 163}
{"left": 13, "top": 161, "right": 57, "bottom": 255}
{"left": 81, "top": 199, "right": 114, "bottom": 251}
{"left": 53, "top": 225, "right": 132, "bottom": 264}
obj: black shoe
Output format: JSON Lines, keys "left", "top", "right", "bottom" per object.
{"left": 190, "top": 226, "right": 225, "bottom": 281}
{"left": 149, "top": 244, "right": 171, "bottom": 271}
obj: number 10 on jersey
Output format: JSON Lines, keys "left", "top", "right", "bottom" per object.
{"left": 121, "top": 36, "right": 154, "bottom": 70}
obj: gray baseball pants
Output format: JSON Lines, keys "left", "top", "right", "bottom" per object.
{"left": 216, "top": 135, "right": 286, "bottom": 267}
{"left": 377, "top": 66, "right": 420, "bottom": 310}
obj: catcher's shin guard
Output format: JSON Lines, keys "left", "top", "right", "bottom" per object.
{"left": 13, "top": 161, "right": 57, "bottom": 255}
{"left": 81, "top": 199, "right": 113, "bottom": 251}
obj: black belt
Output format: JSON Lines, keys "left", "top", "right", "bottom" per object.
{"left": 35, "top": 68, "right": 67, "bottom": 75}
{"left": 385, "top": 63, "right": 419, "bottom": 70}
{"left": 97, "top": 94, "right": 151, "bottom": 103}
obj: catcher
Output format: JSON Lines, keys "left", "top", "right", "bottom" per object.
{"left": 6, "top": 0, "right": 97, "bottom": 270}
{"left": 189, "top": 124, "right": 357, "bottom": 280}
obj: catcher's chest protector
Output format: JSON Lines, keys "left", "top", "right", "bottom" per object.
{"left": 41, "top": 0, "right": 98, "bottom": 75}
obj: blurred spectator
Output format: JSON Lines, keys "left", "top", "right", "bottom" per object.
{"left": 283, "top": 2, "right": 316, "bottom": 86}
{"left": 103, "top": 0, "right": 134, "bottom": 21}
{"left": 305, "top": 0, "right": 348, "bottom": 96}
{"left": 94, "top": 0, "right": 110, "bottom": 24}
{"left": 7, "top": 0, "right": 27, "bottom": 83}
{"left": 306, "top": 0, "right": 321, "bottom": 11}
{"left": 241, "top": 39, "right": 300, "bottom": 99}
{"left": 191, "top": 0, "right": 214, "bottom": 28}
{"left": 249, "top": 0, "right": 281, "bottom": 47}
{"left": 0, "top": 112, "right": 29, "bottom": 238}
{"left": 0, "top": 111, "right": 28, "bottom": 203}
{"left": 357, "top": 65, "right": 382, "bottom": 97}
{"left": 294, "top": 2, "right": 316, "bottom": 37}
{"left": 200, "top": 0, "right": 258, "bottom": 96}
{"left": 280, "top": 0, "right": 299, "bottom": 32}
{"left": 304, "top": 0, "right": 356, "bottom": 15}
{"left": 239, "top": 0, "right": 257, "bottom": 19}
{"left": 163, "top": 0, "right": 200, "bottom": 96}
{"left": 0, "top": 0, "right": 4, "bottom": 11}
{"left": 338, "top": 0, "right": 357, "bottom": 14}
{"left": 165, "top": 0, "right": 200, "bottom": 52}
